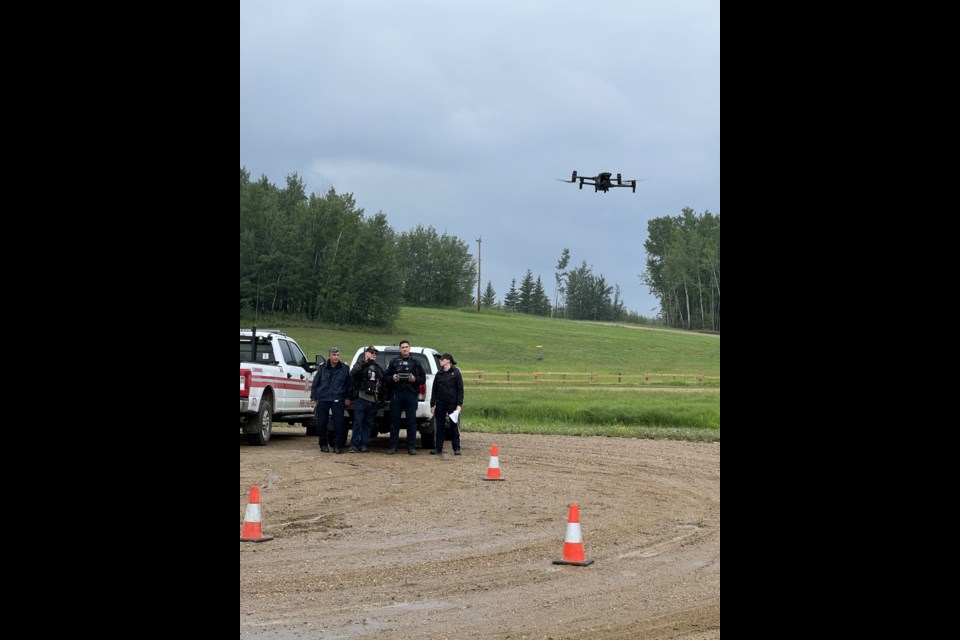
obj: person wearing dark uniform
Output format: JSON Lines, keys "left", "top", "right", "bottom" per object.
{"left": 310, "top": 347, "right": 354, "bottom": 453}
{"left": 384, "top": 340, "right": 426, "bottom": 455}
{"left": 430, "top": 353, "right": 464, "bottom": 455}
{"left": 349, "top": 346, "right": 385, "bottom": 452}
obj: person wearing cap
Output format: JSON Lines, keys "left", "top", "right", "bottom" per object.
{"left": 430, "top": 353, "right": 464, "bottom": 455}
{"left": 349, "top": 346, "right": 385, "bottom": 453}
{"left": 384, "top": 340, "right": 426, "bottom": 455}
{"left": 310, "top": 347, "right": 354, "bottom": 453}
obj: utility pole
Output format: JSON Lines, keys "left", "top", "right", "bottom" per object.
{"left": 476, "top": 236, "right": 482, "bottom": 312}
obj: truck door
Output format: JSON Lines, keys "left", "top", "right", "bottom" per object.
{"left": 277, "top": 339, "right": 314, "bottom": 412}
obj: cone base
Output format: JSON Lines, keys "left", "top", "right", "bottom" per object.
{"left": 482, "top": 477, "right": 505, "bottom": 481}
{"left": 240, "top": 535, "right": 274, "bottom": 543}
{"left": 552, "top": 558, "right": 594, "bottom": 566}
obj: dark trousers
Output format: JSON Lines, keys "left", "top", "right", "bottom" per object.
{"left": 389, "top": 389, "right": 419, "bottom": 450}
{"left": 434, "top": 402, "right": 461, "bottom": 452}
{"left": 350, "top": 397, "right": 377, "bottom": 449}
{"left": 316, "top": 400, "right": 346, "bottom": 448}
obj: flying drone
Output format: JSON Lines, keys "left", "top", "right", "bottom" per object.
{"left": 559, "top": 171, "right": 641, "bottom": 193}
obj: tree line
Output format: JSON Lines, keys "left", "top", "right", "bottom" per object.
{"left": 486, "top": 256, "right": 631, "bottom": 323}
{"left": 241, "top": 169, "right": 474, "bottom": 326}
{"left": 642, "top": 208, "right": 720, "bottom": 331}
{"left": 241, "top": 169, "right": 718, "bottom": 329}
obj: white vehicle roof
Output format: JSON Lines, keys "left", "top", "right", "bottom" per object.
{"left": 239, "top": 328, "right": 288, "bottom": 337}
{"left": 350, "top": 345, "right": 441, "bottom": 370}
{"left": 363, "top": 345, "right": 437, "bottom": 353}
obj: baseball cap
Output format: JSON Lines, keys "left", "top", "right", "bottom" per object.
{"left": 439, "top": 353, "right": 457, "bottom": 365}
{"left": 364, "top": 346, "right": 378, "bottom": 354}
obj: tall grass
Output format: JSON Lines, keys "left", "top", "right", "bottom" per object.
{"left": 465, "top": 387, "right": 720, "bottom": 442}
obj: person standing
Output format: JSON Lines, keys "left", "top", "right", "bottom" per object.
{"left": 310, "top": 347, "right": 354, "bottom": 453}
{"left": 349, "top": 346, "right": 385, "bottom": 453}
{"left": 430, "top": 353, "right": 464, "bottom": 455}
{"left": 384, "top": 340, "right": 426, "bottom": 455}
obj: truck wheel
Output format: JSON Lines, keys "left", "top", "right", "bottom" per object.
{"left": 304, "top": 418, "right": 317, "bottom": 437}
{"left": 420, "top": 416, "right": 436, "bottom": 450}
{"left": 248, "top": 399, "right": 273, "bottom": 445}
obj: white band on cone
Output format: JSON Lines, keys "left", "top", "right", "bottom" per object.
{"left": 564, "top": 522, "right": 582, "bottom": 543}
{"left": 244, "top": 503, "right": 262, "bottom": 522}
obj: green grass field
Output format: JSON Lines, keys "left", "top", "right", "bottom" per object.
{"left": 244, "top": 307, "right": 720, "bottom": 441}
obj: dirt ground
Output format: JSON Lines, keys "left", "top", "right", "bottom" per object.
{"left": 240, "top": 429, "right": 720, "bottom": 639}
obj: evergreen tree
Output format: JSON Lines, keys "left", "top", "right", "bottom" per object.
{"left": 503, "top": 279, "right": 519, "bottom": 311}
{"left": 482, "top": 281, "right": 497, "bottom": 308}
{"left": 517, "top": 269, "right": 535, "bottom": 313}
{"left": 532, "top": 276, "right": 551, "bottom": 316}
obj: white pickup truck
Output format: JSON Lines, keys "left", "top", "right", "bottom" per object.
{"left": 240, "top": 329, "right": 317, "bottom": 445}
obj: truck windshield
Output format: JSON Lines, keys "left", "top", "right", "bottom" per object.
{"left": 377, "top": 352, "right": 431, "bottom": 371}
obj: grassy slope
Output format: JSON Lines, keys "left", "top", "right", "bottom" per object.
{"left": 248, "top": 308, "right": 720, "bottom": 441}
{"left": 275, "top": 307, "right": 719, "bottom": 376}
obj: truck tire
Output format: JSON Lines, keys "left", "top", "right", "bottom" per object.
{"left": 247, "top": 399, "right": 273, "bottom": 446}
{"left": 304, "top": 417, "right": 317, "bottom": 437}
{"left": 420, "top": 416, "right": 436, "bottom": 450}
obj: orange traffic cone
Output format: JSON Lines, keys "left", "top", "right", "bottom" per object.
{"left": 483, "top": 444, "right": 505, "bottom": 481}
{"left": 240, "top": 485, "right": 274, "bottom": 542}
{"left": 552, "top": 504, "right": 594, "bottom": 566}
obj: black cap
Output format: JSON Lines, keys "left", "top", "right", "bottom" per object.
{"left": 364, "top": 346, "right": 378, "bottom": 354}
{"left": 439, "top": 353, "right": 457, "bottom": 365}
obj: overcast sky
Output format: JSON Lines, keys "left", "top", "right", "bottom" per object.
{"left": 240, "top": 0, "right": 719, "bottom": 316}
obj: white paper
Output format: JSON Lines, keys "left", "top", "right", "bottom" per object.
{"left": 449, "top": 409, "right": 460, "bottom": 424}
